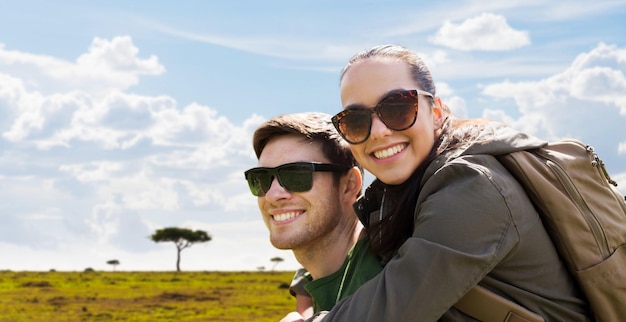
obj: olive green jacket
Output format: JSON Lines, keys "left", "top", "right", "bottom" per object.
{"left": 308, "top": 124, "right": 590, "bottom": 321}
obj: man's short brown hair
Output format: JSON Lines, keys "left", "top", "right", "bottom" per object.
{"left": 252, "top": 112, "right": 359, "bottom": 173}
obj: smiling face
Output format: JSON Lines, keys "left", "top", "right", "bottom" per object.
{"left": 256, "top": 134, "right": 348, "bottom": 251}
{"left": 340, "top": 58, "right": 443, "bottom": 185}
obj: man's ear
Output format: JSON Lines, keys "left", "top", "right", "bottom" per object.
{"left": 343, "top": 166, "right": 363, "bottom": 200}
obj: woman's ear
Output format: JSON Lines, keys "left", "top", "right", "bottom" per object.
{"left": 432, "top": 96, "right": 445, "bottom": 127}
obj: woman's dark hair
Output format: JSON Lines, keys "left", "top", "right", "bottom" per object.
{"left": 340, "top": 44, "right": 436, "bottom": 96}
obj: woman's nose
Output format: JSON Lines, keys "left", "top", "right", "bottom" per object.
{"left": 369, "top": 113, "right": 392, "bottom": 140}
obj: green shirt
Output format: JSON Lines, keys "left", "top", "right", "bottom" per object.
{"left": 304, "top": 237, "right": 383, "bottom": 312}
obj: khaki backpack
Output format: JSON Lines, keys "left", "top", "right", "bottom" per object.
{"left": 455, "top": 139, "right": 626, "bottom": 322}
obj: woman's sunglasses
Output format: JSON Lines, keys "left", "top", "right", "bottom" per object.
{"left": 331, "top": 89, "right": 434, "bottom": 144}
{"left": 244, "top": 162, "right": 351, "bottom": 197}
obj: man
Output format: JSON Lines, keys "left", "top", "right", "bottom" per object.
{"left": 244, "top": 112, "right": 382, "bottom": 319}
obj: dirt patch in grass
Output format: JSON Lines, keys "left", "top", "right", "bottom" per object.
{"left": 157, "top": 291, "right": 219, "bottom": 302}
{"left": 21, "top": 281, "right": 52, "bottom": 287}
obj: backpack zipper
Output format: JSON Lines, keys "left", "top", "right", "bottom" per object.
{"left": 538, "top": 151, "right": 611, "bottom": 260}
{"left": 587, "top": 144, "right": 626, "bottom": 210}
{"left": 587, "top": 145, "right": 618, "bottom": 187}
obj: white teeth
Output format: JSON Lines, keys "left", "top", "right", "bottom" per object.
{"left": 273, "top": 212, "right": 300, "bottom": 222}
{"left": 373, "top": 144, "right": 406, "bottom": 159}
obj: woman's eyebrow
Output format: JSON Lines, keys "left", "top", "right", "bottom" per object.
{"left": 344, "top": 88, "right": 409, "bottom": 110}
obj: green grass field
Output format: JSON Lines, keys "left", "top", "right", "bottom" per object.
{"left": 0, "top": 270, "right": 297, "bottom": 321}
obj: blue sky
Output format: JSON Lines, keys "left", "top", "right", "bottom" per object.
{"left": 1, "top": 1, "right": 625, "bottom": 272}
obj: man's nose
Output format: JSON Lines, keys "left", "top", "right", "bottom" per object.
{"left": 263, "top": 176, "right": 290, "bottom": 200}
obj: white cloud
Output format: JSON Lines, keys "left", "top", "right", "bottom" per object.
{"left": 482, "top": 43, "right": 626, "bottom": 133}
{"left": 0, "top": 37, "right": 164, "bottom": 95}
{"left": 76, "top": 37, "right": 163, "bottom": 75}
{"left": 0, "top": 37, "right": 170, "bottom": 148}
{"left": 59, "top": 161, "right": 123, "bottom": 182}
{"left": 480, "top": 42, "right": 626, "bottom": 187}
{"left": 430, "top": 13, "right": 530, "bottom": 51}
{"left": 566, "top": 43, "right": 626, "bottom": 114}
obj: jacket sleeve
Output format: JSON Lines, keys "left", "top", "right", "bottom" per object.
{"left": 306, "top": 156, "right": 525, "bottom": 321}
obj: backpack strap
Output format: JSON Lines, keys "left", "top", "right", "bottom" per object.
{"left": 454, "top": 285, "right": 544, "bottom": 322}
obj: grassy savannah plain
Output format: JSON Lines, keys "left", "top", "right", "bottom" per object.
{"left": 0, "top": 270, "right": 297, "bottom": 321}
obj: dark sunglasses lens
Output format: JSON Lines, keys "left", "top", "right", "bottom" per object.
{"left": 337, "top": 109, "right": 372, "bottom": 143}
{"left": 246, "top": 170, "right": 272, "bottom": 196}
{"left": 246, "top": 164, "right": 315, "bottom": 196}
{"left": 279, "top": 164, "right": 314, "bottom": 192}
{"left": 379, "top": 96, "right": 417, "bottom": 130}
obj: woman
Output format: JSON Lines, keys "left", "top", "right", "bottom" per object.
{"left": 305, "top": 44, "right": 591, "bottom": 321}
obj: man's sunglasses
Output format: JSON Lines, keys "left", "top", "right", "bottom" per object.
{"left": 244, "top": 162, "right": 351, "bottom": 197}
{"left": 331, "top": 89, "right": 434, "bottom": 144}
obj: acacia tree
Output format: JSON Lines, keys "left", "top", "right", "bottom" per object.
{"left": 150, "top": 227, "right": 212, "bottom": 271}
{"left": 106, "top": 259, "right": 120, "bottom": 271}
{"left": 270, "top": 256, "right": 284, "bottom": 271}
